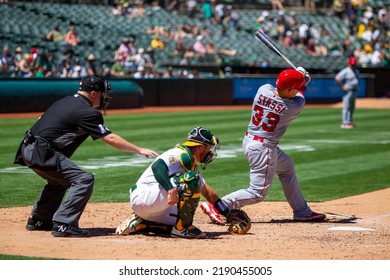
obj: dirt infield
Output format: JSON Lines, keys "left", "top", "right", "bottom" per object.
{"left": 1, "top": 98, "right": 389, "bottom": 260}
{"left": 0, "top": 188, "right": 389, "bottom": 260}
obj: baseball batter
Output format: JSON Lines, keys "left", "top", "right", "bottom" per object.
{"left": 202, "top": 68, "right": 326, "bottom": 222}
{"left": 116, "top": 126, "right": 235, "bottom": 239}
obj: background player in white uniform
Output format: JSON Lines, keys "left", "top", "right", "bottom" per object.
{"left": 116, "top": 126, "right": 226, "bottom": 239}
{"left": 335, "top": 56, "right": 359, "bottom": 129}
{"left": 201, "top": 68, "right": 326, "bottom": 223}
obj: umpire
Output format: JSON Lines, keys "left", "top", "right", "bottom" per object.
{"left": 14, "top": 75, "right": 159, "bottom": 237}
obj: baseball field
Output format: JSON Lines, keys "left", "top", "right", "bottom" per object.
{"left": 0, "top": 99, "right": 389, "bottom": 261}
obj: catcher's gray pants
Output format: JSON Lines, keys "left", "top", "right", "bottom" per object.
{"left": 22, "top": 143, "right": 94, "bottom": 226}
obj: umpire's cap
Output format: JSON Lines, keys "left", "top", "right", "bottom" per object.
{"left": 183, "top": 126, "right": 217, "bottom": 147}
{"left": 276, "top": 69, "right": 306, "bottom": 91}
{"left": 79, "top": 75, "right": 106, "bottom": 92}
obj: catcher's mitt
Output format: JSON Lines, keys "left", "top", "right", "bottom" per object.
{"left": 226, "top": 209, "right": 251, "bottom": 235}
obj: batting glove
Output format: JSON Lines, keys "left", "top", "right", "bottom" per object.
{"left": 297, "top": 66, "right": 311, "bottom": 84}
{"left": 200, "top": 202, "right": 225, "bottom": 225}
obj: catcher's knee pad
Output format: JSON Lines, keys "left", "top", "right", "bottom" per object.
{"left": 173, "top": 171, "right": 201, "bottom": 229}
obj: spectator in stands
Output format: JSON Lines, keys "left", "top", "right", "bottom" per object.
{"left": 291, "top": 30, "right": 303, "bottom": 48}
{"left": 14, "top": 46, "right": 24, "bottom": 69}
{"left": 173, "top": 39, "right": 186, "bottom": 57}
{"left": 304, "top": 0, "right": 317, "bottom": 13}
{"left": 144, "top": 47, "right": 156, "bottom": 68}
{"left": 201, "top": 0, "right": 214, "bottom": 23}
{"left": 34, "top": 64, "right": 45, "bottom": 78}
{"left": 143, "top": 67, "right": 155, "bottom": 79}
{"left": 370, "top": 48, "right": 385, "bottom": 67}
{"left": 305, "top": 38, "right": 327, "bottom": 56}
{"left": 227, "top": 7, "right": 240, "bottom": 31}
{"left": 214, "top": 3, "right": 227, "bottom": 25}
{"left": 193, "top": 35, "right": 207, "bottom": 55}
{"left": 161, "top": 66, "right": 174, "bottom": 78}
{"left": 72, "top": 59, "right": 86, "bottom": 78}
{"left": 260, "top": 58, "right": 271, "bottom": 68}
{"left": 283, "top": 31, "right": 296, "bottom": 48}
{"left": 179, "top": 56, "right": 191, "bottom": 66}
{"left": 59, "top": 47, "right": 74, "bottom": 72}
{"left": 126, "top": 2, "right": 146, "bottom": 18}
{"left": 342, "top": 38, "right": 355, "bottom": 58}
{"left": 247, "top": 56, "right": 258, "bottom": 67}
{"left": 117, "top": 37, "right": 136, "bottom": 57}
{"left": 185, "top": 0, "right": 198, "bottom": 18}
{"left": 110, "top": 57, "right": 125, "bottom": 77}
{"left": 327, "top": 38, "right": 344, "bottom": 57}
{"left": 85, "top": 54, "right": 98, "bottom": 76}
{"left": 46, "top": 24, "right": 64, "bottom": 44}
{"left": 377, "top": 6, "right": 388, "bottom": 25}
{"left": 110, "top": 3, "right": 126, "bottom": 16}
{"left": 151, "top": 35, "right": 165, "bottom": 49}
{"left": 10, "top": 66, "right": 21, "bottom": 78}
{"left": 19, "top": 54, "right": 32, "bottom": 77}
{"left": 63, "top": 24, "right": 79, "bottom": 47}
{"left": 205, "top": 42, "right": 237, "bottom": 56}
{"left": 0, "top": 46, "right": 14, "bottom": 74}
{"left": 332, "top": 0, "right": 345, "bottom": 18}
{"left": 133, "top": 65, "right": 145, "bottom": 78}
{"left": 37, "top": 51, "right": 56, "bottom": 77}
{"left": 134, "top": 48, "right": 146, "bottom": 67}
{"left": 269, "top": 0, "right": 284, "bottom": 10}
{"left": 60, "top": 60, "right": 74, "bottom": 78}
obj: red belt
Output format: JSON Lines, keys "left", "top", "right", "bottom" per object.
{"left": 246, "top": 132, "right": 264, "bottom": 143}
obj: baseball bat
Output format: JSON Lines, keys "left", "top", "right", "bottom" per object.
{"left": 254, "top": 30, "right": 297, "bottom": 70}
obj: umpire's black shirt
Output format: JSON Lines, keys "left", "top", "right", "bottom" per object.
{"left": 29, "top": 93, "right": 111, "bottom": 158}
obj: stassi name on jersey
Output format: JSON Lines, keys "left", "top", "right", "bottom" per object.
{"left": 256, "top": 94, "right": 287, "bottom": 114}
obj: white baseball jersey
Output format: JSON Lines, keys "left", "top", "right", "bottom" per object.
{"left": 130, "top": 146, "right": 206, "bottom": 225}
{"left": 222, "top": 84, "right": 314, "bottom": 218}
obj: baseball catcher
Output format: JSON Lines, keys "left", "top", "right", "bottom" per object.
{"left": 116, "top": 126, "right": 251, "bottom": 238}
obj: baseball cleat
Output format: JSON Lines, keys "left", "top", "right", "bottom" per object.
{"left": 170, "top": 225, "right": 207, "bottom": 239}
{"left": 51, "top": 223, "right": 90, "bottom": 237}
{"left": 115, "top": 214, "right": 146, "bottom": 235}
{"left": 200, "top": 202, "right": 225, "bottom": 225}
{"left": 294, "top": 212, "right": 326, "bottom": 222}
{"left": 26, "top": 217, "right": 53, "bottom": 231}
{"left": 341, "top": 123, "right": 355, "bottom": 129}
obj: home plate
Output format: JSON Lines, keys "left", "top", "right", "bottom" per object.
{"left": 328, "top": 226, "right": 375, "bottom": 232}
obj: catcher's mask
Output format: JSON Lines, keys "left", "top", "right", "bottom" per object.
{"left": 79, "top": 75, "right": 112, "bottom": 115}
{"left": 183, "top": 126, "right": 220, "bottom": 169}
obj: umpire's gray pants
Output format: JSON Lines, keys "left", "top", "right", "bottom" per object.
{"left": 23, "top": 144, "right": 94, "bottom": 226}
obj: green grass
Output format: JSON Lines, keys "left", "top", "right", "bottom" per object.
{"left": 1, "top": 108, "right": 389, "bottom": 208}
{"left": 0, "top": 254, "right": 62, "bottom": 260}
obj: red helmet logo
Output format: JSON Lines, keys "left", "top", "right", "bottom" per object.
{"left": 276, "top": 69, "right": 306, "bottom": 91}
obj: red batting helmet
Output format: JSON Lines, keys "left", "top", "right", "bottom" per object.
{"left": 276, "top": 69, "right": 306, "bottom": 91}
{"left": 348, "top": 57, "right": 357, "bottom": 65}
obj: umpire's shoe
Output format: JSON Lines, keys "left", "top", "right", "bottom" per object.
{"left": 51, "top": 222, "right": 90, "bottom": 237}
{"left": 26, "top": 217, "right": 53, "bottom": 231}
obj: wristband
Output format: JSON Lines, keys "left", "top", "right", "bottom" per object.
{"left": 214, "top": 199, "right": 229, "bottom": 216}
